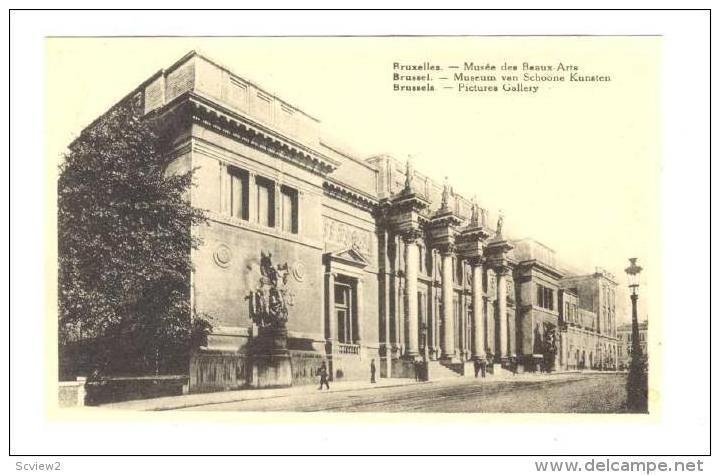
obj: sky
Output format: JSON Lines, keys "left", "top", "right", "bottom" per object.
{"left": 46, "top": 37, "right": 660, "bottom": 323}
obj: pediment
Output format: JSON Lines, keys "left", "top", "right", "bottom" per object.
{"left": 325, "top": 246, "right": 370, "bottom": 268}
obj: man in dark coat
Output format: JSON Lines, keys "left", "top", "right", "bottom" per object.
{"left": 370, "top": 359, "right": 377, "bottom": 383}
{"left": 318, "top": 361, "right": 330, "bottom": 390}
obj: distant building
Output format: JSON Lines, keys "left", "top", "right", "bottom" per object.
{"left": 70, "top": 51, "right": 621, "bottom": 391}
{"left": 512, "top": 241, "right": 620, "bottom": 372}
{"left": 617, "top": 320, "right": 648, "bottom": 370}
{"left": 559, "top": 269, "right": 620, "bottom": 370}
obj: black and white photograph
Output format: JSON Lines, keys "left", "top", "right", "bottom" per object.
{"left": 7, "top": 7, "right": 711, "bottom": 465}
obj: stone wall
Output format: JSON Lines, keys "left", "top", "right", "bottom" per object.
{"left": 58, "top": 378, "right": 87, "bottom": 408}
{"left": 189, "top": 352, "right": 250, "bottom": 392}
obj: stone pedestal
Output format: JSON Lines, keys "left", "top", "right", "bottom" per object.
{"left": 531, "top": 354, "right": 544, "bottom": 373}
{"left": 250, "top": 326, "right": 293, "bottom": 389}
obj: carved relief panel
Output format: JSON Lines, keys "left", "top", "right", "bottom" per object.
{"left": 323, "top": 218, "right": 373, "bottom": 258}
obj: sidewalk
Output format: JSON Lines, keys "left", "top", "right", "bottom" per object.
{"left": 101, "top": 377, "right": 423, "bottom": 411}
{"left": 100, "top": 370, "right": 593, "bottom": 411}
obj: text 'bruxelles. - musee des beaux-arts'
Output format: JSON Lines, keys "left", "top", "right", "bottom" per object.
{"left": 392, "top": 61, "right": 612, "bottom": 94}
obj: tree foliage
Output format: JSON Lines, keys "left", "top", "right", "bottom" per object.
{"left": 58, "top": 101, "right": 211, "bottom": 378}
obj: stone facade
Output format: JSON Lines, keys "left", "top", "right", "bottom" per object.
{"left": 83, "top": 51, "right": 621, "bottom": 391}
{"left": 559, "top": 269, "right": 620, "bottom": 370}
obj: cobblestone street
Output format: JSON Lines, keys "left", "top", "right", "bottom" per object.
{"left": 160, "top": 373, "right": 627, "bottom": 413}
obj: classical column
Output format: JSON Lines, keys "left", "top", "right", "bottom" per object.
{"left": 355, "top": 278, "right": 364, "bottom": 348}
{"left": 458, "top": 271, "right": 467, "bottom": 359}
{"left": 274, "top": 182, "right": 282, "bottom": 229}
{"left": 440, "top": 245, "right": 456, "bottom": 360}
{"left": 496, "top": 268, "right": 508, "bottom": 359}
{"left": 248, "top": 172, "right": 257, "bottom": 223}
{"left": 390, "top": 235, "right": 401, "bottom": 355}
{"left": 326, "top": 271, "right": 336, "bottom": 345}
{"left": 471, "top": 259, "right": 485, "bottom": 360}
{"left": 296, "top": 190, "right": 303, "bottom": 236}
{"left": 403, "top": 232, "right": 420, "bottom": 357}
{"left": 219, "top": 162, "right": 228, "bottom": 214}
{"left": 380, "top": 230, "right": 391, "bottom": 375}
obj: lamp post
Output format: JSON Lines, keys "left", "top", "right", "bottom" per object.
{"left": 625, "top": 258, "right": 642, "bottom": 363}
{"left": 624, "top": 257, "right": 647, "bottom": 412}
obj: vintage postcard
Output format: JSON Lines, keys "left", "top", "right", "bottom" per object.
{"left": 47, "top": 36, "right": 660, "bottom": 416}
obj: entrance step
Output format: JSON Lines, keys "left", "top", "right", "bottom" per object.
{"left": 426, "top": 360, "right": 463, "bottom": 380}
{"left": 486, "top": 363, "right": 516, "bottom": 378}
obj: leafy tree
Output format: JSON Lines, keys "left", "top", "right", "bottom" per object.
{"left": 58, "top": 101, "right": 211, "bottom": 379}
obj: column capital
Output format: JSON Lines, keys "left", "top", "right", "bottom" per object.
{"left": 493, "top": 264, "right": 511, "bottom": 276}
{"left": 437, "top": 242, "right": 456, "bottom": 256}
{"left": 468, "top": 256, "right": 485, "bottom": 267}
{"left": 401, "top": 227, "right": 424, "bottom": 245}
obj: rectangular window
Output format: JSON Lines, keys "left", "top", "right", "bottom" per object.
{"left": 228, "top": 167, "right": 249, "bottom": 220}
{"left": 255, "top": 177, "right": 275, "bottom": 227}
{"left": 333, "top": 279, "right": 356, "bottom": 344}
{"left": 280, "top": 185, "right": 298, "bottom": 234}
{"left": 536, "top": 284, "right": 555, "bottom": 310}
{"left": 547, "top": 288, "right": 554, "bottom": 311}
{"left": 565, "top": 302, "right": 570, "bottom": 320}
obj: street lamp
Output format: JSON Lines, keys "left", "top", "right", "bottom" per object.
{"left": 624, "top": 257, "right": 647, "bottom": 412}
{"left": 624, "top": 258, "right": 643, "bottom": 359}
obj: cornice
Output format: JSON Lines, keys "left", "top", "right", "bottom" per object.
{"left": 518, "top": 259, "right": 565, "bottom": 280}
{"left": 165, "top": 92, "right": 341, "bottom": 177}
{"left": 323, "top": 179, "right": 378, "bottom": 213}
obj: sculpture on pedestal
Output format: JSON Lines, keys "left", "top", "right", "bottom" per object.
{"left": 404, "top": 156, "right": 415, "bottom": 193}
{"left": 441, "top": 177, "right": 453, "bottom": 211}
{"left": 470, "top": 196, "right": 479, "bottom": 226}
{"left": 533, "top": 323, "right": 543, "bottom": 354}
{"left": 247, "top": 251, "right": 293, "bottom": 388}
{"left": 496, "top": 210, "right": 505, "bottom": 238}
{"left": 249, "top": 252, "right": 290, "bottom": 328}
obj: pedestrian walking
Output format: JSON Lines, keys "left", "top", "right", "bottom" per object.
{"left": 370, "top": 359, "right": 376, "bottom": 383}
{"left": 473, "top": 359, "right": 480, "bottom": 378}
{"left": 511, "top": 356, "right": 518, "bottom": 376}
{"left": 318, "top": 361, "right": 330, "bottom": 390}
{"left": 413, "top": 358, "right": 420, "bottom": 381}
{"left": 480, "top": 359, "right": 487, "bottom": 378}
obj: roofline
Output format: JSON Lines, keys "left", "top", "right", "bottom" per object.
{"left": 562, "top": 272, "right": 618, "bottom": 286}
{"left": 517, "top": 259, "right": 564, "bottom": 279}
{"left": 320, "top": 140, "right": 379, "bottom": 174}
{"left": 175, "top": 50, "right": 322, "bottom": 123}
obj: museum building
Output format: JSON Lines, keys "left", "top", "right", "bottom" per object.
{"left": 83, "top": 51, "right": 620, "bottom": 392}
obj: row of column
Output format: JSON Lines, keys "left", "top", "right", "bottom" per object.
{"left": 401, "top": 234, "right": 511, "bottom": 362}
